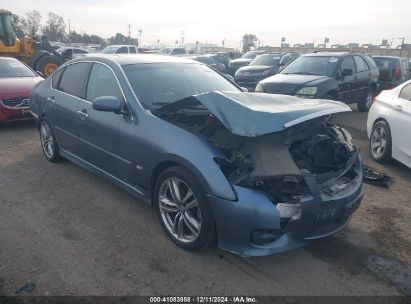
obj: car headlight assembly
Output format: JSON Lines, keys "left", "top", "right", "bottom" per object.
{"left": 261, "top": 69, "right": 271, "bottom": 76}
{"left": 296, "top": 87, "right": 317, "bottom": 97}
{"left": 255, "top": 82, "right": 264, "bottom": 92}
{"left": 236, "top": 71, "right": 244, "bottom": 77}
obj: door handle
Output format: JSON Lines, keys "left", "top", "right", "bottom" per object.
{"left": 393, "top": 104, "right": 403, "bottom": 111}
{"left": 47, "top": 97, "right": 55, "bottom": 104}
{"left": 77, "top": 110, "right": 89, "bottom": 119}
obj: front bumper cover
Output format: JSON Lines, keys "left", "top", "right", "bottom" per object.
{"left": 207, "top": 156, "right": 363, "bottom": 257}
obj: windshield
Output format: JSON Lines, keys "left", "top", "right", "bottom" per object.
{"left": 250, "top": 54, "right": 281, "bottom": 66}
{"left": 281, "top": 56, "right": 339, "bottom": 77}
{"left": 242, "top": 51, "right": 262, "bottom": 59}
{"left": 160, "top": 48, "right": 172, "bottom": 55}
{"left": 123, "top": 63, "right": 240, "bottom": 110}
{"left": 0, "top": 59, "right": 36, "bottom": 77}
{"left": 101, "top": 46, "right": 118, "bottom": 54}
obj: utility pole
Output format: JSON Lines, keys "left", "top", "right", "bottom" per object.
{"left": 399, "top": 37, "right": 405, "bottom": 56}
{"left": 138, "top": 29, "right": 142, "bottom": 47}
{"left": 181, "top": 31, "right": 185, "bottom": 47}
{"left": 127, "top": 24, "right": 131, "bottom": 38}
{"left": 68, "top": 19, "right": 71, "bottom": 44}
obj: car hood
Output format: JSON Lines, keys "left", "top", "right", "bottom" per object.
{"left": 237, "top": 65, "right": 274, "bottom": 73}
{"left": 230, "top": 58, "right": 253, "bottom": 65}
{"left": 0, "top": 77, "right": 43, "bottom": 99}
{"left": 156, "top": 91, "right": 351, "bottom": 137}
{"left": 261, "top": 73, "right": 331, "bottom": 86}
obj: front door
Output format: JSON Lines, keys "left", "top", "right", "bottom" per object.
{"left": 77, "top": 62, "right": 137, "bottom": 185}
{"left": 392, "top": 83, "right": 411, "bottom": 165}
{"left": 338, "top": 56, "right": 357, "bottom": 102}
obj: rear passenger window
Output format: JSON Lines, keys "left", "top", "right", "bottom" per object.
{"left": 129, "top": 47, "right": 137, "bottom": 54}
{"left": 58, "top": 63, "right": 91, "bottom": 98}
{"left": 399, "top": 84, "right": 411, "bottom": 101}
{"left": 86, "top": 63, "right": 123, "bottom": 102}
{"left": 52, "top": 68, "right": 64, "bottom": 89}
{"left": 354, "top": 56, "right": 369, "bottom": 72}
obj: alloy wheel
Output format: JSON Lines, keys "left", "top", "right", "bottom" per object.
{"left": 158, "top": 177, "right": 202, "bottom": 243}
{"left": 371, "top": 126, "right": 387, "bottom": 158}
{"left": 40, "top": 121, "right": 55, "bottom": 159}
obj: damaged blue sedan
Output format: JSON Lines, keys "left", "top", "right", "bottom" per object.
{"left": 30, "top": 55, "right": 363, "bottom": 256}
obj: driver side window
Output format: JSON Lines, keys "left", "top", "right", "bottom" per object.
{"left": 340, "top": 56, "right": 356, "bottom": 73}
{"left": 86, "top": 63, "right": 123, "bottom": 102}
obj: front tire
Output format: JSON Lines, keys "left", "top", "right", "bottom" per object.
{"left": 358, "top": 88, "right": 374, "bottom": 112}
{"left": 370, "top": 120, "right": 392, "bottom": 163}
{"left": 154, "top": 166, "right": 215, "bottom": 251}
{"left": 39, "top": 120, "right": 62, "bottom": 162}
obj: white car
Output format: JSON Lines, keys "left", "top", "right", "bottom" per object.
{"left": 367, "top": 80, "right": 411, "bottom": 168}
{"left": 99, "top": 45, "right": 139, "bottom": 54}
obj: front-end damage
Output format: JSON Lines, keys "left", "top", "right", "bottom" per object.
{"left": 154, "top": 92, "right": 363, "bottom": 256}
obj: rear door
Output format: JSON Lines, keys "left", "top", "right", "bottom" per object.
{"left": 47, "top": 62, "right": 92, "bottom": 157}
{"left": 77, "top": 62, "right": 137, "bottom": 184}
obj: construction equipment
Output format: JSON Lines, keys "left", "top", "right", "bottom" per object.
{"left": 0, "top": 9, "right": 64, "bottom": 76}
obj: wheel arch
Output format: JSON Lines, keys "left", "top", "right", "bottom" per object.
{"left": 323, "top": 89, "right": 338, "bottom": 99}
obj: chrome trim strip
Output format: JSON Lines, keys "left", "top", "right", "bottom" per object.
{"left": 284, "top": 108, "right": 351, "bottom": 128}
{"left": 54, "top": 126, "right": 132, "bottom": 165}
{"left": 61, "top": 148, "right": 144, "bottom": 196}
{"left": 29, "top": 110, "right": 39, "bottom": 118}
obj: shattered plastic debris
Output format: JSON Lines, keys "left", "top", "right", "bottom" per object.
{"left": 362, "top": 164, "right": 392, "bottom": 188}
{"left": 15, "top": 281, "right": 35, "bottom": 294}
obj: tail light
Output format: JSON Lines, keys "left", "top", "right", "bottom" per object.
{"left": 394, "top": 63, "right": 401, "bottom": 78}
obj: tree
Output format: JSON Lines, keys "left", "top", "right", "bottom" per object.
{"left": 18, "top": 10, "right": 41, "bottom": 38}
{"left": 107, "top": 33, "right": 138, "bottom": 46}
{"left": 42, "top": 12, "right": 66, "bottom": 41}
{"left": 242, "top": 33, "right": 258, "bottom": 53}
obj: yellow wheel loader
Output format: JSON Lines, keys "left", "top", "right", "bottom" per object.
{"left": 0, "top": 9, "right": 64, "bottom": 77}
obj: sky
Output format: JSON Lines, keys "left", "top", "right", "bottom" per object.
{"left": 4, "top": 0, "right": 411, "bottom": 48}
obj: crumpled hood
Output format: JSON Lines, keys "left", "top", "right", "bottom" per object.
{"left": 193, "top": 91, "right": 351, "bottom": 136}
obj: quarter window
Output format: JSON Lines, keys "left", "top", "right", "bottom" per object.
{"left": 52, "top": 68, "right": 64, "bottom": 89}
{"left": 86, "top": 63, "right": 123, "bottom": 102}
{"left": 58, "top": 63, "right": 91, "bottom": 98}
{"left": 399, "top": 83, "right": 411, "bottom": 101}
{"left": 354, "top": 56, "right": 369, "bottom": 72}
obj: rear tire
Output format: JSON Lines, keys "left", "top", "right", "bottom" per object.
{"left": 358, "top": 88, "right": 374, "bottom": 112}
{"left": 370, "top": 120, "right": 392, "bottom": 163}
{"left": 39, "top": 119, "right": 62, "bottom": 163}
{"left": 154, "top": 166, "right": 215, "bottom": 252}
{"left": 35, "top": 55, "right": 64, "bottom": 77}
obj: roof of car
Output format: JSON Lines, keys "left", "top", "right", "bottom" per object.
{"left": 76, "top": 54, "right": 199, "bottom": 65}
{"left": 104, "top": 45, "right": 136, "bottom": 48}
{"left": 305, "top": 51, "right": 351, "bottom": 57}
{"left": 372, "top": 55, "right": 406, "bottom": 59}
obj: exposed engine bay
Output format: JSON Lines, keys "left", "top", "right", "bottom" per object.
{"left": 154, "top": 96, "right": 359, "bottom": 209}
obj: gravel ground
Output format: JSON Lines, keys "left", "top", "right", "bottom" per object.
{"left": 0, "top": 108, "right": 410, "bottom": 296}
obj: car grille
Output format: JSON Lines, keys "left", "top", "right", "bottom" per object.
{"left": 1, "top": 97, "right": 30, "bottom": 108}
{"left": 264, "top": 85, "right": 296, "bottom": 95}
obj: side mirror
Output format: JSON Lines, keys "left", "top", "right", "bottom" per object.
{"left": 342, "top": 68, "right": 353, "bottom": 77}
{"left": 93, "top": 96, "right": 123, "bottom": 113}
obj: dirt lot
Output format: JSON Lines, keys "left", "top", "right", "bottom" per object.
{"left": 0, "top": 108, "right": 410, "bottom": 296}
